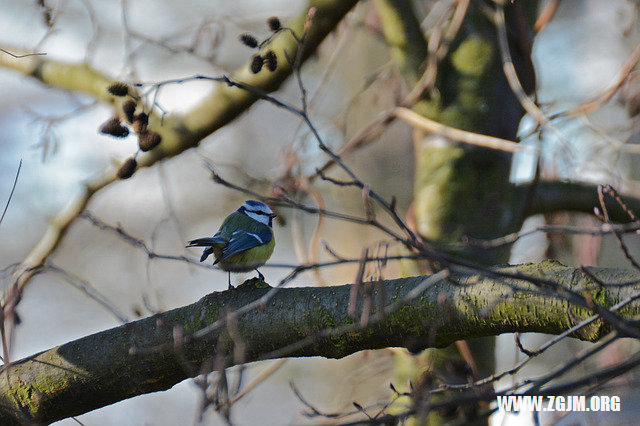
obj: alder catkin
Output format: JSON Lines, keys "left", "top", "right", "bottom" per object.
{"left": 117, "top": 157, "right": 137, "bottom": 179}
{"left": 99, "top": 117, "right": 129, "bottom": 138}
{"left": 107, "top": 82, "right": 129, "bottom": 97}
{"left": 138, "top": 131, "right": 162, "bottom": 152}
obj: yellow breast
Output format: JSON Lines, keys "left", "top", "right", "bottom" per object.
{"left": 216, "top": 238, "right": 275, "bottom": 272}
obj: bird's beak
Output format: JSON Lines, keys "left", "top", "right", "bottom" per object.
{"left": 269, "top": 213, "right": 277, "bottom": 218}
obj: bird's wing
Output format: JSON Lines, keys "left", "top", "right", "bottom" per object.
{"left": 222, "top": 228, "right": 272, "bottom": 260}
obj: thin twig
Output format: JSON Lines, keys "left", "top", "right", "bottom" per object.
{"left": 554, "top": 43, "right": 640, "bottom": 118}
{"left": 394, "top": 107, "right": 525, "bottom": 153}
{"left": 0, "top": 48, "right": 46, "bottom": 58}
{"left": 494, "top": 2, "right": 549, "bottom": 127}
{"left": 0, "top": 160, "right": 22, "bottom": 227}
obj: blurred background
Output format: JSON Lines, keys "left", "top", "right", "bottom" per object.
{"left": 1, "top": 0, "right": 640, "bottom": 424}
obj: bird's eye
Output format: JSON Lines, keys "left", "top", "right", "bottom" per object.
{"left": 246, "top": 209, "right": 274, "bottom": 217}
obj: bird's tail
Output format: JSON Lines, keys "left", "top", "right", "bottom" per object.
{"left": 187, "top": 237, "right": 226, "bottom": 262}
{"left": 186, "top": 237, "right": 226, "bottom": 247}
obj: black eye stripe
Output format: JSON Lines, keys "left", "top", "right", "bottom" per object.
{"left": 246, "top": 210, "right": 271, "bottom": 216}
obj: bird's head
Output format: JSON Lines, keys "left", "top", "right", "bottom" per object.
{"left": 237, "top": 200, "right": 277, "bottom": 226}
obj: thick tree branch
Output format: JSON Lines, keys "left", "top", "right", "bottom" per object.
{"left": 4, "top": 0, "right": 358, "bottom": 296}
{"left": 522, "top": 180, "right": 640, "bottom": 222}
{"left": 1, "top": 261, "right": 639, "bottom": 424}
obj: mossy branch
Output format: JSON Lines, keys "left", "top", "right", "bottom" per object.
{"left": 2, "top": 0, "right": 358, "bottom": 295}
{"left": 1, "top": 261, "right": 639, "bottom": 424}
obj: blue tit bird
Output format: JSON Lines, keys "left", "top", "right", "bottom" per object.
{"left": 187, "top": 200, "right": 276, "bottom": 289}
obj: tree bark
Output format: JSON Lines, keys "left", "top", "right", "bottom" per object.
{"left": 0, "top": 261, "right": 638, "bottom": 424}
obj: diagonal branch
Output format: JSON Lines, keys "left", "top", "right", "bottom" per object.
{"left": 523, "top": 180, "right": 640, "bottom": 222}
{"left": 1, "top": 261, "right": 639, "bottom": 424}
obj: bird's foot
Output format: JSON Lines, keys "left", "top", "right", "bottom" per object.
{"left": 238, "top": 277, "right": 271, "bottom": 289}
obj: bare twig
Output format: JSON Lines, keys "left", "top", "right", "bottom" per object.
{"left": 0, "top": 160, "right": 21, "bottom": 227}
{"left": 596, "top": 185, "right": 640, "bottom": 271}
{"left": 393, "top": 107, "right": 524, "bottom": 153}
{"left": 0, "top": 48, "right": 46, "bottom": 58}
{"left": 494, "top": 2, "right": 549, "bottom": 127}
{"left": 534, "top": 0, "right": 559, "bottom": 32}
{"left": 554, "top": 43, "right": 640, "bottom": 118}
